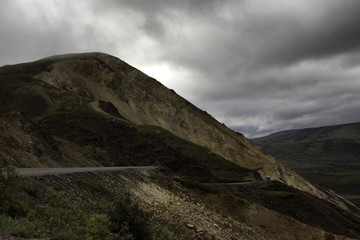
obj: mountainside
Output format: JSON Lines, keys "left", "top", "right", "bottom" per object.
{"left": 0, "top": 52, "right": 357, "bottom": 208}
{"left": 1, "top": 53, "right": 360, "bottom": 239}
{"left": 252, "top": 123, "right": 360, "bottom": 202}
{"left": 0, "top": 54, "right": 325, "bottom": 189}
{"left": 0, "top": 54, "right": 287, "bottom": 176}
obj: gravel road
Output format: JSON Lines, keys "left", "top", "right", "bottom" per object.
{"left": 16, "top": 166, "right": 157, "bottom": 177}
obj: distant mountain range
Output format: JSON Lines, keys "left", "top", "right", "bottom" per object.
{"left": 252, "top": 122, "right": 360, "bottom": 196}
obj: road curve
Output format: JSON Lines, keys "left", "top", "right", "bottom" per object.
{"left": 17, "top": 166, "right": 157, "bottom": 177}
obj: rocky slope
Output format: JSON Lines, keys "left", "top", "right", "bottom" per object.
{"left": 2, "top": 52, "right": 360, "bottom": 239}
{"left": 0, "top": 52, "right": 358, "bottom": 215}
{"left": 9, "top": 169, "right": 360, "bottom": 240}
{"left": 33, "top": 53, "right": 356, "bottom": 211}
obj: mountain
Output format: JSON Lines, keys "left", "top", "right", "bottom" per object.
{"left": 0, "top": 53, "right": 297, "bottom": 180}
{"left": 252, "top": 123, "right": 360, "bottom": 202}
{"left": 1, "top": 53, "right": 360, "bottom": 239}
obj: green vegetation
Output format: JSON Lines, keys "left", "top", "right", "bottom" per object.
{"left": 109, "top": 192, "right": 151, "bottom": 240}
{"left": 154, "top": 228, "right": 178, "bottom": 240}
{"left": 253, "top": 123, "right": 360, "bottom": 172}
{"left": 84, "top": 146, "right": 112, "bottom": 166}
{"left": 0, "top": 165, "right": 31, "bottom": 218}
{"left": 0, "top": 61, "right": 51, "bottom": 116}
{"left": 261, "top": 182, "right": 296, "bottom": 199}
{"left": 0, "top": 75, "right": 42, "bottom": 116}
{"left": 0, "top": 165, "right": 43, "bottom": 238}
{"left": 0, "top": 59, "right": 51, "bottom": 90}
{"left": 263, "top": 190, "right": 296, "bottom": 199}
{"left": 253, "top": 123, "right": 360, "bottom": 196}
{"left": 36, "top": 109, "right": 112, "bottom": 150}
{"left": 137, "top": 125, "right": 256, "bottom": 182}
{"left": 300, "top": 172, "right": 360, "bottom": 195}
{"left": 35, "top": 108, "right": 257, "bottom": 182}
{"left": 0, "top": 74, "right": 39, "bottom": 90}
{"left": 1, "top": 165, "right": 192, "bottom": 239}
{"left": 0, "top": 215, "right": 43, "bottom": 238}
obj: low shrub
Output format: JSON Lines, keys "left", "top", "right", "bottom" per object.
{"left": 155, "top": 228, "right": 178, "bottom": 240}
{"left": 84, "top": 214, "right": 118, "bottom": 240}
{"left": 0, "top": 166, "right": 158, "bottom": 239}
{"left": 0, "top": 214, "right": 43, "bottom": 238}
{"left": 109, "top": 192, "right": 151, "bottom": 240}
{"left": 0, "top": 166, "right": 30, "bottom": 217}
{"left": 84, "top": 146, "right": 112, "bottom": 166}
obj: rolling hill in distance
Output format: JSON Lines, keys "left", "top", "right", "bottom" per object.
{"left": 252, "top": 123, "right": 360, "bottom": 204}
{"left": 1, "top": 53, "right": 360, "bottom": 239}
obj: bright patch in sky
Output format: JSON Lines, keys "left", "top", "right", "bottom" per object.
{"left": 141, "top": 65, "right": 173, "bottom": 85}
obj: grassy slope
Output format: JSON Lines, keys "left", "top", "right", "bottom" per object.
{"left": 36, "top": 109, "right": 258, "bottom": 183}
{"left": 136, "top": 125, "right": 259, "bottom": 182}
{"left": 252, "top": 123, "right": 360, "bottom": 197}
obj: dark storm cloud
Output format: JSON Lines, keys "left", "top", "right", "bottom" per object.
{"left": 1, "top": 0, "right": 360, "bottom": 137}
{"left": 258, "top": 1, "right": 360, "bottom": 66}
{"left": 102, "top": 0, "right": 220, "bottom": 15}
{"left": 92, "top": 0, "right": 221, "bottom": 36}
{"left": 96, "top": 0, "right": 360, "bottom": 70}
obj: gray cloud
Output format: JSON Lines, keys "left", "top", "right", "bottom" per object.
{"left": 0, "top": 2, "right": 91, "bottom": 65}
{"left": 1, "top": 0, "right": 360, "bottom": 138}
{"left": 111, "top": 0, "right": 360, "bottom": 70}
{"left": 259, "top": 1, "right": 360, "bottom": 66}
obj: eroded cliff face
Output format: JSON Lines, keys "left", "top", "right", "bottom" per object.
{"left": 33, "top": 53, "right": 357, "bottom": 213}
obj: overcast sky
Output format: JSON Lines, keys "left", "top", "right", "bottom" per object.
{"left": 1, "top": 0, "right": 360, "bottom": 137}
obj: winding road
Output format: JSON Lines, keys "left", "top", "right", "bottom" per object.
{"left": 16, "top": 166, "right": 157, "bottom": 177}
{"left": 16, "top": 167, "right": 272, "bottom": 187}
